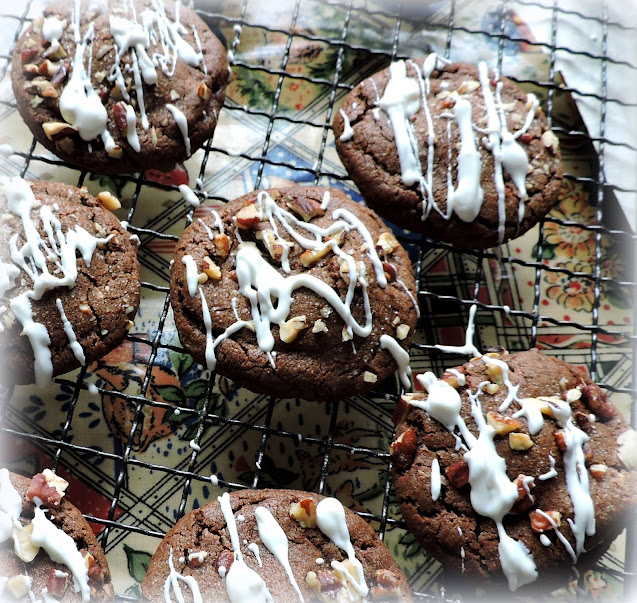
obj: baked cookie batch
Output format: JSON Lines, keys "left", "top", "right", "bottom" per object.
{"left": 1, "top": 0, "right": 634, "bottom": 600}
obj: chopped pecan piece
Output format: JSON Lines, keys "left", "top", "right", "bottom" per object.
{"left": 215, "top": 549, "right": 234, "bottom": 574}
{"left": 446, "top": 460, "right": 469, "bottom": 488}
{"left": 510, "top": 474, "right": 535, "bottom": 514}
{"left": 287, "top": 197, "right": 325, "bottom": 222}
{"left": 26, "top": 470, "right": 68, "bottom": 507}
{"left": 21, "top": 47, "right": 39, "bottom": 63}
{"left": 213, "top": 233, "right": 230, "bottom": 258}
{"left": 197, "top": 81, "right": 211, "bottom": 102}
{"left": 290, "top": 498, "right": 317, "bottom": 528}
{"left": 590, "top": 463, "right": 607, "bottom": 480}
{"left": 42, "top": 121, "right": 77, "bottom": 141}
{"left": 382, "top": 261, "right": 397, "bottom": 282}
{"left": 86, "top": 553, "right": 105, "bottom": 584}
{"left": 486, "top": 411, "right": 521, "bottom": 435}
{"left": 529, "top": 509, "right": 561, "bottom": 533}
{"left": 235, "top": 203, "right": 262, "bottom": 229}
{"left": 46, "top": 569, "right": 68, "bottom": 598}
{"left": 112, "top": 101, "right": 129, "bottom": 135}
{"left": 509, "top": 432, "right": 533, "bottom": 451}
{"left": 390, "top": 428, "right": 418, "bottom": 472}
{"left": 370, "top": 569, "right": 404, "bottom": 599}
{"left": 305, "top": 570, "right": 347, "bottom": 601}
{"left": 375, "top": 231, "right": 400, "bottom": 255}
{"left": 279, "top": 316, "right": 308, "bottom": 343}
{"left": 580, "top": 383, "right": 617, "bottom": 418}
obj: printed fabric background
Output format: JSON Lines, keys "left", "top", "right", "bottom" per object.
{"left": 0, "top": 0, "right": 634, "bottom": 601}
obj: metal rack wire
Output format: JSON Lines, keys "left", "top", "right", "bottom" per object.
{"left": 0, "top": 0, "right": 635, "bottom": 600}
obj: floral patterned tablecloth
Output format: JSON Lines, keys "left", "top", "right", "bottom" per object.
{"left": 0, "top": 0, "right": 633, "bottom": 601}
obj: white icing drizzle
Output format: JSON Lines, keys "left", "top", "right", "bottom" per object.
{"left": 430, "top": 457, "right": 441, "bottom": 501}
{"left": 513, "top": 398, "right": 550, "bottom": 435}
{"left": 166, "top": 103, "right": 191, "bottom": 156}
{"left": 377, "top": 61, "right": 422, "bottom": 186}
{"left": 124, "top": 103, "right": 141, "bottom": 152}
{"left": 0, "top": 260, "right": 20, "bottom": 297}
{"left": 247, "top": 543, "right": 262, "bottom": 567}
{"left": 163, "top": 548, "right": 202, "bottom": 603}
{"left": 434, "top": 303, "right": 481, "bottom": 357}
{"left": 379, "top": 335, "right": 412, "bottom": 389}
{"left": 198, "top": 286, "right": 250, "bottom": 371}
{"left": 31, "top": 507, "right": 91, "bottom": 602}
{"left": 210, "top": 474, "right": 219, "bottom": 486}
{"left": 56, "top": 298, "right": 85, "bottom": 365}
{"left": 197, "top": 218, "right": 215, "bottom": 239}
{"left": 218, "top": 493, "right": 273, "bottom": 603}
{"left": 189, "top": 439, "right": 200, "bottom": 452}
{"left": 60, "top": 0, "right": 107, "bottom": 141}
{"left": 182, "top": 255, "right": 199, "bottom": 297}
{"left": 10, "top": 293, "right": 53, "bottom": 386}
{"left": 254, "top": 506, "right": 304, "bottom": 601}
{"left": 211, "top": 210, "right": 224, "bottom": 234}
{"left": 539, "top": 534, "right": 551, "bottom": 547}
{"left": 320, "top": 190, "right": 331, "bottom": 210}
{"left": 483, "top": 355, "right": 520, "bottom": 412}
{"left": 338, "top": 109, "right": 354, "bottom": 142}
{"left": 535, "top": 509, "right": 576, "bottom": 562}
{"left": 445, "top": 95, "right": 483, "bottom": 221}
{"left": 42, "top": 16, "right": 66, "bottom": 57}
{"left": 316, "top": 498, "right": 368, "bottom": 598}
{"left": 0, "top": 469, "right": 23, "bottom": 544}
{"left": 6, "top": 175, "right": 112, "bottom": 301}
{"left": 447, "top": 368, "right": 466, "bottom": 386}
{"left": 179, "top": 184, "right": 200, "bottom": 208}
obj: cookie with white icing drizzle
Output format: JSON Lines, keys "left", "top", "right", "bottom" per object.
{"left": 140, "top": 488, "right": 411, "bottom": 602}
{"left": 11, "top": 0, "right": 228, "bottom": 174}
{"left": 391, "top": 348, "right": 637, "bottom": 592}
{"left": 0, "top": 178, "right": 140, "bottom": 386}
{"left": 0, "top": 468, "right": 114, "bottom": 601}
{"left": 333, "top": 57, "right": 563, "bottom": 249}
{"left": 170, "top": 186, "right": 418, "bottom": 402}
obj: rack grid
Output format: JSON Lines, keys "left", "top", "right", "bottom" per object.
{"left": 0, "top": 0, "right": 635, "bottom": 600}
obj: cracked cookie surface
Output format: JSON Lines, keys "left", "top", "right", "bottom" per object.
{"left": 391, "top": 348, "right": 637, "bottom": 591}
{"left": 170, "top": 186, "right": 418, "bottom": 402}
{"left": 141, "top": 488, "right": 411, "bottom": 602}
{"left": 0, "top": 179, "right": 141, "bottom": 385}
{"left": 333, "top": 59, "right": 563, "bottom": 249}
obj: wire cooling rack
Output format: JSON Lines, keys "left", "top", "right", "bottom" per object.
{"left": 0, "top": 0, "right": 635, "bottom": 600}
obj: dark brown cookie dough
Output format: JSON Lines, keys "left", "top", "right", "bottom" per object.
{"left": 141, "top": 488, "right": 411, "bottom": 602}
{"left": 11, "top": 0, "right": 228, "bottom": 174}
{"left": 0, "top": 469, "right": 114, "bottom": 601}
{"left": 391, "top": 348, "right": 637, "bottom": 591}
{"left": 334, "top": 58, "right": 563, "bottom": 249}
{"left": 0, "top": 179, "right": 141, "bottom": 386}
{"left": 170, "top": 186, "right": 418, "bottom": 402}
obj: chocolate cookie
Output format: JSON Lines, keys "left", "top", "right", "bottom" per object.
{"left": 391, "top": 348, "right": 637, "bottom": 592}
{"left": 141, "top": 488, "right": 411, "bottom": 602}
{"left": 170, "top": 186, "right": 418, "bottom": 402}
{"left": 333, "top": 56, "right": 563, "bottom": 249}
{"left": 11, "top": 0, "right": 228, "bottom": 174}
{"left": 0, "top": 468, "right": 114, "bottom": 601}
{"left": 0, "top": 178, "right": 141, "bottom": 386}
